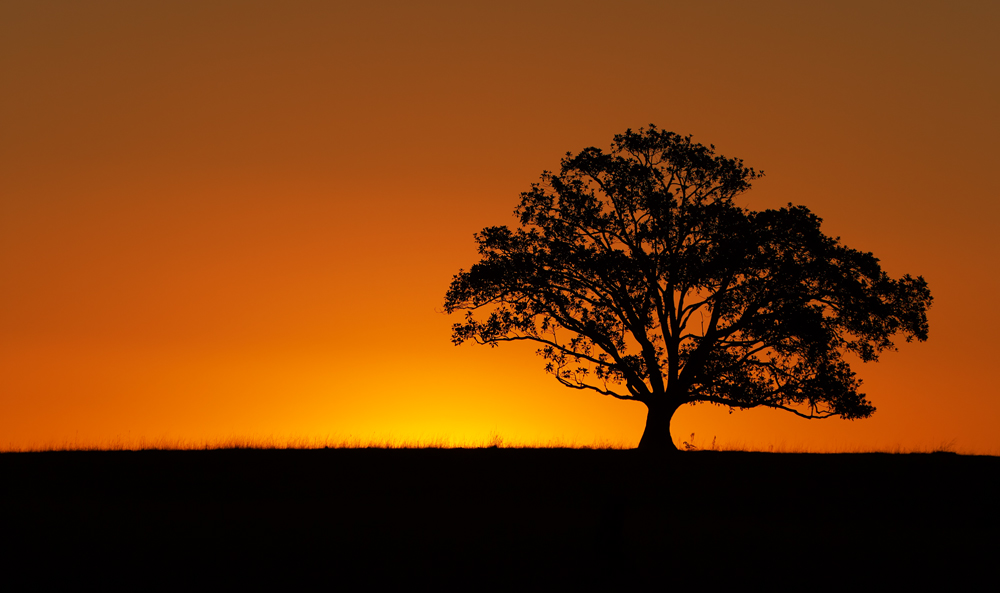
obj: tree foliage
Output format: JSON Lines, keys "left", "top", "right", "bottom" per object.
{"left": 444, "top": 126, "right": 931, "bottom": 447}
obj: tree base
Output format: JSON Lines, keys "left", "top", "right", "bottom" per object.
{"left": 636, "top": 402, "right": 679, "bottom": 452}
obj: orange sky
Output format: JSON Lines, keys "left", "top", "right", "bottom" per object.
{"left": 3, "top": 1, "right": 998, "bottom": 452}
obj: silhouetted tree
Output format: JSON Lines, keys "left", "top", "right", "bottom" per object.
{"left": 444, "top": 126, "right": 932, "bottom": 451}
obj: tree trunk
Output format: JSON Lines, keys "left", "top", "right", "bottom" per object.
{"left": 637, "top": 400, "right": 680, "bottom": 452}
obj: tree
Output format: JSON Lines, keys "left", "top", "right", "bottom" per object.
{"left": 443, "top": 126, "right": 932, "bottom": 451}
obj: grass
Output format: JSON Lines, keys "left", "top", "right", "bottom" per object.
{"left": 5, "top": 433, "right": 994, "bottom": 587}
{"left": 1, "top": 432, "right": 635, "bottom": 453}
{"left": 678, "top": 432, "right": 982, "bottom": 455}
{"left": 3, "top": 432, "right": 990, "bottom": 454}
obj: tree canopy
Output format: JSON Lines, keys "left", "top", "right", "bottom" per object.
{"left": 444, "top": 126, "right": 932, "bottom": 450}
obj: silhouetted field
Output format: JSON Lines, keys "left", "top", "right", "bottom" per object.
{"left": 3, "top": 449, "right": 996, "bottom": 587}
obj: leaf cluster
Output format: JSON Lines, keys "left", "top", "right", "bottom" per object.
{"left": 444, "top": 126, "right": 931, "bottom": 420}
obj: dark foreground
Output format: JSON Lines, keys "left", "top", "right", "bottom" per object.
{"left": 2, "top": 449, "right": 997, "bottom": 588}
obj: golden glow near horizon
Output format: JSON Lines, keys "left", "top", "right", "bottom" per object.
{"left": 2, "top": 2, "right": 999, "bottom": 453}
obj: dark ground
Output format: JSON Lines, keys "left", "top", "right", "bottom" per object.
{"left": 2, "top": 449, "right": 997, "bottom": 588}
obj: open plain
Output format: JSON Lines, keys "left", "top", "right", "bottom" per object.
{"left": 3, "top": 449, "right": 996, "bottom": 587}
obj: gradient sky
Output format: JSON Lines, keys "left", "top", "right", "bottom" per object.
{"left": 3, "top": 1, "right": 998, "bottom": 452}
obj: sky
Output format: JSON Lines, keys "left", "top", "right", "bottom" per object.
{"left": 2, "top": 1, "right": 998, "bottom": 452}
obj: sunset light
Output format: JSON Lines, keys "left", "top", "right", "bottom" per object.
{"left": 4, "top": 4, "right": 998, "bottom": 588}
{"left": 3, "top": 2, "right": 998, "bottom": 453}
